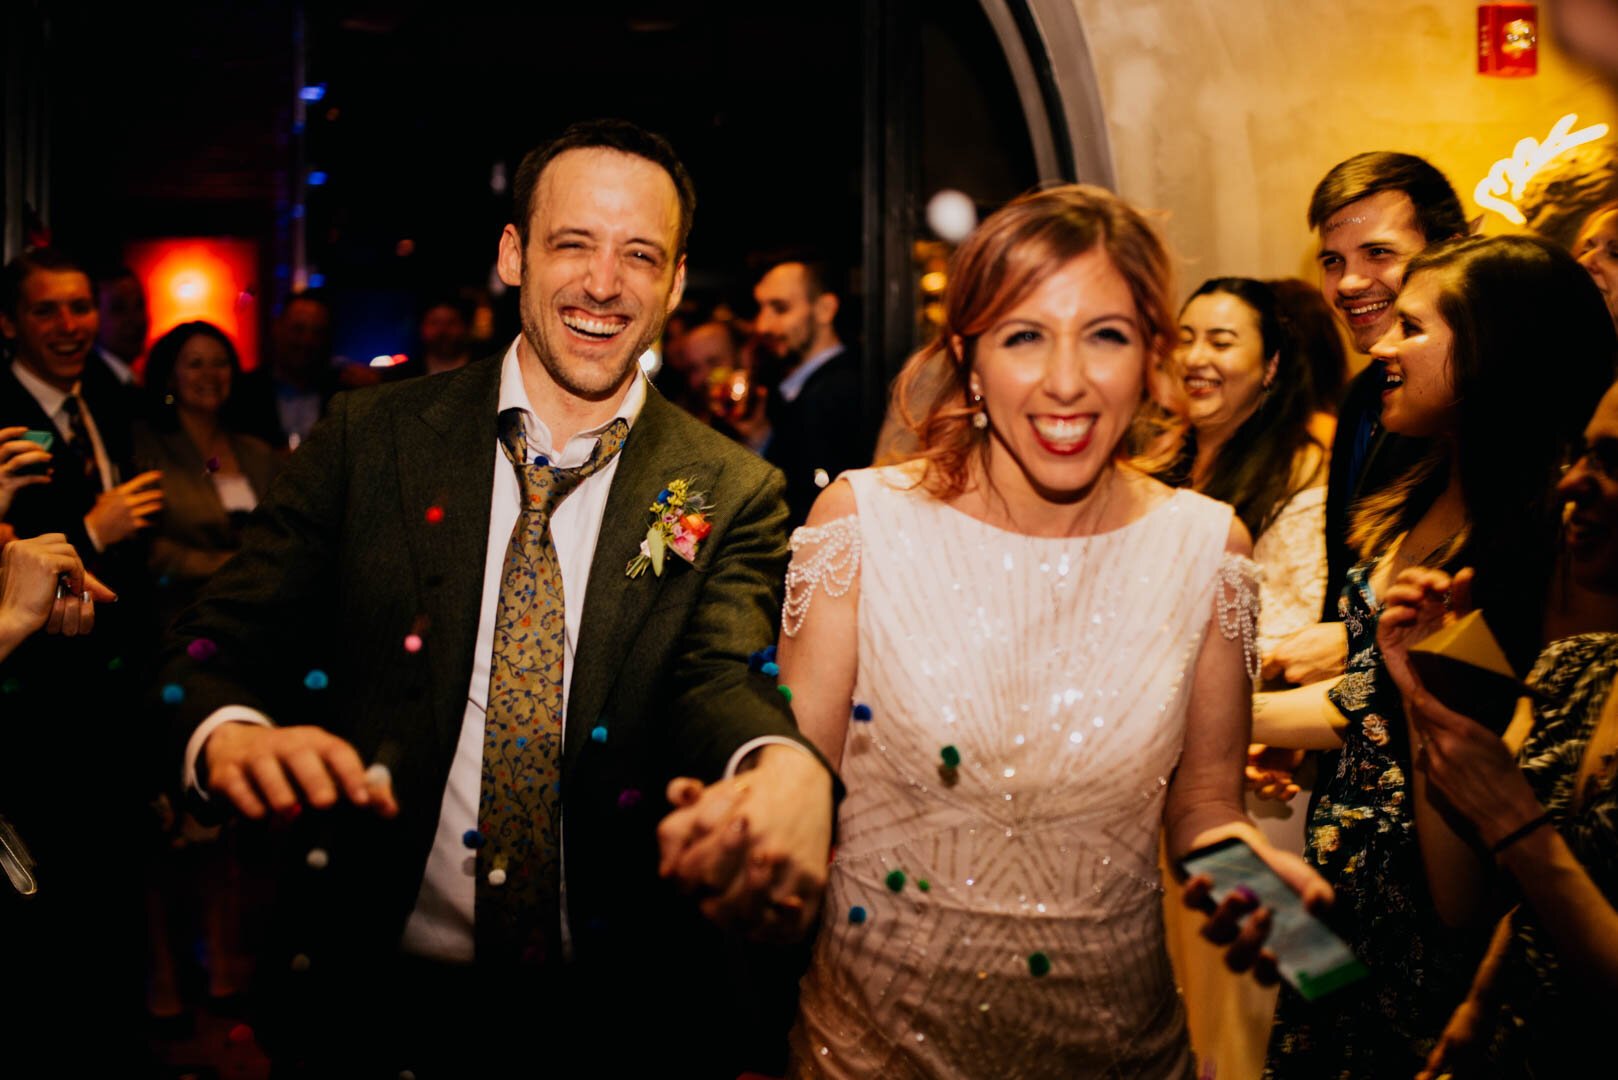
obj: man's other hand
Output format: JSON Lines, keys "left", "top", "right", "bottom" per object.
{"left": 657, "top": 746, "right": 833, "bottom": 942}
{"left": 204, "top": 721, "right": 399, "bottom": 820}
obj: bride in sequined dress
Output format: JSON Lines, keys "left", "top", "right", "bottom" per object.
{"left": 776, "top": 186, "right": 1331, "bottom": 1079}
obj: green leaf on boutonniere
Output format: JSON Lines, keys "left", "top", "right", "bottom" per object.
{"left": 647, "top": 525, "right": 667, "bottom": 576}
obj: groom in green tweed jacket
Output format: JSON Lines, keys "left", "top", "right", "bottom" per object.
{"left": 162, "top": 120, "right": 837, "bottom": 1075}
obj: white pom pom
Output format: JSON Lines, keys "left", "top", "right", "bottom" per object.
{"left": 488, "top": 867, "right": 507, "bottom": 887}
{"left": 305, "top": 847, "right": 329, "bottom": 870}
{"left": 926, "top": 189, "right": 977, "bottom": 243}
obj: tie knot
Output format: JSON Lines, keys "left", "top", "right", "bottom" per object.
{"left": 499, "top": 411, "right": 629, "bottom": 519}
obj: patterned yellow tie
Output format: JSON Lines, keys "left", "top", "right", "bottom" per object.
{"left": 476, "top": 408, "right": 629, "bottom": 966}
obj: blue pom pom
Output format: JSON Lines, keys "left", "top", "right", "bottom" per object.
{"left": 761, "top": 661, "right": 780, "bottom": 677}
{"left": 160, "top": 683, "right": 185, "bottom": 705}
{"left": 591, "top": 725, "right": 608, "bottom": 744}
{"left": 657, "top": 488, "right": 671, "bottom": 503}
{"left": 852, "top": 703, "right": 873, "bottom": 722}
{"left": 748, "top": 649, "right": 766, "bottom": 672}
{"left": 461, "top": 829, "right": 484, "bottom": 849}
{"left": 303, "top": 669, "right": 329, "bottom": 691}
{"left": 848, "top": 905, "right": 867, "bottom": 924}
{"left": 762, "top": 645, "right": 777, "bottom": 663}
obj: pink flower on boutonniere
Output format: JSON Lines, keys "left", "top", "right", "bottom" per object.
{"left": 626, "top": 478, "right": 713, "bottom": 578}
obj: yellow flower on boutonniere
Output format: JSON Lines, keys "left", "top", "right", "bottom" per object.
{"left": 626, "top": 478, "right": 713, "bottom": 578}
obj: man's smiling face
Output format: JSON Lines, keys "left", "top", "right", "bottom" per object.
{"left": 1316, "top": 189, "right": 1428, "bottom": 354}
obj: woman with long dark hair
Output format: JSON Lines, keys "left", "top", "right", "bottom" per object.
{"left": 1261, "top": 234, "right": 1616, "bottom": 1078}
{"left": 1167, "top": 277, "right": 1328, "bottom": 653}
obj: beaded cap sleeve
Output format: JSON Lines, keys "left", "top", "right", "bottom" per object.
{"left": 1215, "top": 552, "right": 1262, "bottom": 687}
{"left": 784, "top": 515, "right": 862, "bottom": 638}
{"left": 790, "top": 464, "right": 1234, "bottom": 1078}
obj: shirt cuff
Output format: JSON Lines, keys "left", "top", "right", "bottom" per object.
{"left": 724, "top": 735, "right": 815, "bottom": 779}
{"left": 183, "top": 706, "right": 274, "bottom": 798}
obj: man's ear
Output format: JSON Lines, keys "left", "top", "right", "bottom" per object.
{"left": 813, "top": 290, "right": 839, "bottom": 329}
{"left": 496, "top": 225, "right": 525, "bottom": 289}
{"left": 667, "top": 257, "right": 687, "bottom": 315}
{"left": 1264, "top": 352, "right": 1280, "bottom": 388}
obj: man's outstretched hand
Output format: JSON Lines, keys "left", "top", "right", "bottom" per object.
{"left": 657, "top": 745, "right": 833, "bottom": 942}
{"left": 204, "top": 721, "right": 399, "bottom": 820}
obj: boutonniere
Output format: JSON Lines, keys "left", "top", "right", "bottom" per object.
{"left": 626, "top": 477, "right": 713, "bottom": 578}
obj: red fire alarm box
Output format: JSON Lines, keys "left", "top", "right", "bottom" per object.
{"left": 1479, "top": 3, "right": 1539, "bottom": 77}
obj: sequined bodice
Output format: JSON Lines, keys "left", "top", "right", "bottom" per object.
{"left": 792, "top": 466, "right": 1236, "bottom": 1079}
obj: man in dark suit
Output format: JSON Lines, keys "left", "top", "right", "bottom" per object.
{"left": 1264, "top": 153, "right": 1463, "bottom": 685}
{"left": 753, "top": 255, "right": 873, "bottom": 528}
{"left": 167, "top": 120, "right": 835, "bottom": 1075}
{"left": 0, "top": 248, "right": 164, "bottom": 1067}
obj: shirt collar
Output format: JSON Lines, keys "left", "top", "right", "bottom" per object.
{"left": 11, "top": 358, "right": 77, "bottom": 417}
{"left": 777, "top": 342, "right": 845, "bottom": 404}
{"left": 496, "top": 337, "right": 646, "bottom": 466}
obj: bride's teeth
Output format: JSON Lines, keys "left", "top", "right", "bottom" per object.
{"left": 1032, "top": 416, "right": 1094, "bottom": 441}
{"left": 1347, "top": 300, "right": 1389, "bottom": 316}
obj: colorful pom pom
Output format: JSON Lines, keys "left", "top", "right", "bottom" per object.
{"left": 303, "top": 669, "right": 329, "bottom": 691}
{"left": 590, "top": 725, "right": 608, "bottom": 743}
{"left": 424, "top": 505, "right": 445, "bottom": 524}
{"left": 305, "top": 848, "right": 329, "bottom": 870}
{"left": 778, "top": 685, "right": 793, "bottom": 703}
{"left": 403, "top": 633, "right": 423, "bottom": 653}
{"left": 917, "top": 879, "right": 931, "bottom": 892}
{"left": 885, "top": 869, "right": 907, "bottom": 892}
{"left": 160, "top": 683, "right": 185, "bottom": 705}
{"left": 462, "top": 829, "right": 484, "bottom": 849}
{"left": 940, "top": 744, "right": 961, "bottom": 768}
{"left": 852, "top": 703, "right": 873, "bottom": 721}
{"left": 487, "top": 867, "right": 507, "bottom": 887}
{"left": 848, "top": 905, "right": 868, "bottom": 924}
{"left": 761, "top": 661, "right": 780, "bottom": 677}
{"left": 617, "top": 788, "right": 643, "bottom": 810}
{"left": 186, "top": 638, "right": 218, "bottom": 662}
{"left": 1028, "top": 951, "right": 1052, "bottom": 977}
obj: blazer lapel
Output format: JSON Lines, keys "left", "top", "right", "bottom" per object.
{"left": 394, "top": 357, "right": 501, "bottom": 753}
{"left": 565, "top": 388, "right": 701, "bottom": 761}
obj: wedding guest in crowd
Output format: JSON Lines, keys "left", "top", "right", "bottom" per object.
{"left": 1257, "top": 234, "right": 1615, "bottom": 1078}
{"left": 1357, "top": 378, "right": 1618, "bottom": 1078}
{"left": 1154, "top": 276, "right": 1329, "bottom": 1080}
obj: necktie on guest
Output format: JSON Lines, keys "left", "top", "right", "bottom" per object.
{"left": 475, "top": 408, "right": 629, "bottom": 967}
{"left": 60, "top": 391, "right": 98, "bottom": 482}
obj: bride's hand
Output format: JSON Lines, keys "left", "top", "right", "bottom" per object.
{"left": 1182, "top": 838, "right": 1333, "bottom": 985}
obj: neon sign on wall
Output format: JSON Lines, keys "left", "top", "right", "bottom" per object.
{"left": 1474, "top": 113, "right": 1610, "bottom": 225}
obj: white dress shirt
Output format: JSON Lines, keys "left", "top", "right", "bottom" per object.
{"left": 775, "top": 342, "right": 845, "bottom": 404}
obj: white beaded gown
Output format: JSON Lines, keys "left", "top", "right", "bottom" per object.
{"left": 787, "top": 464, "right": 1252, "bottom": 1079}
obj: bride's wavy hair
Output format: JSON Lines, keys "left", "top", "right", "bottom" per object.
{"left": 887, "top": 184, "right": 1176, "bottom": 500}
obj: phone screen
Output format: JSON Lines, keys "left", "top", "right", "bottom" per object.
{"left": 1178, "top": 837, "right": 1368, "bottom": 1000}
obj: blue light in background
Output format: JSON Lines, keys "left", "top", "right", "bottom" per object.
{"left": 299, "top": 84, "right": 327, "bottom": 102}
{"left": 307, "top": 171, "right": 328, "bottom": 187}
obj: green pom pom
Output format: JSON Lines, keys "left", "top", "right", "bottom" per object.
{"left": 777, "top": 684, "right": 793, "bottom": 702}
{"left": 939, "top": 744, "right": 961, "bottom": 768}
{"left": 885, "top": 869, "right": 907, "bottom": 892}
{"left": 917, "top": 879, "right": 931, "bottom": 892}
{"left": 1028, "top": 951, "right": 1052, "bottom": 977}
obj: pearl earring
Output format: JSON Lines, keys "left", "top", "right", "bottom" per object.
{"left": 970, "top": 391, "right": 988, "bottom": 430}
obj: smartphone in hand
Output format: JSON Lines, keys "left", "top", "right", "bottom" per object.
{"left": 15, "top": 430, "right": 54, "bottom": 477}
{"left": 1179, "top": 837, "right": 1367, "bottom": 1000}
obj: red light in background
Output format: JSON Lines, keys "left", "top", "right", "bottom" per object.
{"left": 126, "top": 238, "right": 261, "bottom": 370}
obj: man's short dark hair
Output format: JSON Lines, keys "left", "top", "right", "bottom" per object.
{"left": 1307, "top": 152, "right": 1467, "bottom": 243}
{"left": 754, "top": 249, "right": 842, "bottom": 301}
{"left": 1, "top": 249, "right": 93, "bottom": 318}
{"left": 511, "top": 118, "right": 697, "bottom": 257}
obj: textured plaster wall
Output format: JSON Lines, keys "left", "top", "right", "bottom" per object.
{"left": 1071, "top": 1, "right": 1618, "bottom": 290}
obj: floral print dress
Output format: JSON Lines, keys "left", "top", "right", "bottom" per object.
{"left": 1264, "top": 562, "right": 1487, "bottom": 1079}
{"left": 1474, "top": 632, "right": 1618, "bottom": 1076}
